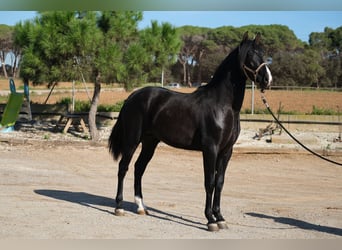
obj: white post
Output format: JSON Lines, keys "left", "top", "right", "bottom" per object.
{"left": 251, "top": 81, "right": 255, "bottom": 115}
{"left": 161, "top": 68, "right": 164, "bottom": 88}
{"left": 72, "top": 80, "right": 75, "bottom": 113}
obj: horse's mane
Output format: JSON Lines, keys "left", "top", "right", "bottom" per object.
{"left": 204, "top": 40, "right": 251, "bottom": 88}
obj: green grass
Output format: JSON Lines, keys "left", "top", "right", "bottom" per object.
{"left": 241, "top": 108, "right": 269, "bottom": 115}
{"left": 241, "top": 106, "right": 339, "bottom": 116}
{"left": 309, "top": 105, "right": 339, "bottom": 115}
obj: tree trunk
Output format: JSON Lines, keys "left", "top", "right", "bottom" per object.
{"left": 1, "top": 51, "right": 8, "bottom": 78}
{"left": 181, "top": 61, "right": 187, "bottom": 86}
{"left": 89, "top": 73, "right": 101, "bottom": 141}
{"left": 187, "top": 63, "right": 192, "bottom": 87}
{"left": 2, "top": 63, "right": 8, "bottom": 78}
{"left": 196, "top": 49, "right": 204, "bottom": 84}
{"left": 178, "top": 56, "right": 187, "bottom": 85}
{"left": 13, "top": 55, "right": 19, "bottom": 78}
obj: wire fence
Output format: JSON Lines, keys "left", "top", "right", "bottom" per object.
{"left": 246, "top": 85, "right": 342, "bottom": 92}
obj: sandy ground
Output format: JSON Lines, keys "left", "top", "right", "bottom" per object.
{"left": 1, "top": 127, "right": 342, "bottom": 238}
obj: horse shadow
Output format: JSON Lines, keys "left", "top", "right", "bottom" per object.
{"left": 245, "top": 212, "right": 342, "bottom": 237}
{"left": 34, "top": 189, "right": 206, "bottom": 231}
{"left": 34, "top": 189, "right": 118, "bottom": 215}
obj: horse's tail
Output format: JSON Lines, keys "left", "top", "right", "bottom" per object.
{"left": 108, "top": 113, "right": 124, "bottom": 161}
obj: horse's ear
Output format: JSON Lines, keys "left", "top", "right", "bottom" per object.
{"left": 254, "top": 32, "right": 262, "bottom": 45}
{"left": 242, "top": 32, "right": 249, "bottom": 42}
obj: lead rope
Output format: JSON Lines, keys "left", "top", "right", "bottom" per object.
{"left": 260, "top": 93, "right": 342, "bottom": 166}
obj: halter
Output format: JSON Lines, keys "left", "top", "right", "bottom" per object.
{"left": 242, "top": 62, "right": 268, "bottom": 83}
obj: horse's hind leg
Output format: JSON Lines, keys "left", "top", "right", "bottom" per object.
{"left": 202, "top": 146, "right": 220, "bottom": 231}
{"left": 134, "top": 137, "right": 159, "bottom": 215}
{"left": 115, "top": 146, "right": 137, "bottom": 216}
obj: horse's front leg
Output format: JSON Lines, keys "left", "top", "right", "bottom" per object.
{"left": 212, "top": 148, "right": 232, "bottom": 229}
{"left": 202, "top": 147, "right": 219, "bottom": 232}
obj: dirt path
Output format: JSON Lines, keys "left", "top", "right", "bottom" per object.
{"left": 1, "top": 141, "right": 341, "bottom": 239}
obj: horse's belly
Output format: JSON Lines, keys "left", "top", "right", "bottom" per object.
{"left": 151, "top": 111, "right": 200, "bottom": 149}
{"left": 155, "top": 124, "right": 198, "bottom": 148}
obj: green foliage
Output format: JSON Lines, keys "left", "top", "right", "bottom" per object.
{"left": 270, "top": 48, "right": 326, "bottom": 87}
{"left": 310, "top": 106, "right": 338, "bottom": 115}
{"left": 242, "top": 106, "right": 338, "bottom": 116}
{"left": 175, "top": 24, "right": 305, "bottom": 85}
{"left": 140, "top": 20, "right": 181, "bottom": 83}
{"left": 14, "top": 11, "right": 101, "bottom": 85}
{"left": 241, "top": 108, "right": 299, "bottom": 115}
{"left": 310, "top": 26, "right": 342, "bottom": 52}
{"left": 241, "top": 108, "right": 269, "bottom": 114}
{"left": 173, "top": 24, "right": 342, "bottom": 89}
{"left": 7, "top": 12, "right": 342, "bottom": 90}
{"left": 57, "top": 97, "right": 72, "bottom": 105}
{"left": 57, "top": 97, "right": 124, "bottom": 112}
{"left": 122, "top": 42, "right": 149, "bottom": 90}
{"left": 43, "top": 133, "right": 50, "bottom": 140}
{"left": 308, "top": 26, "right": 342, "bottom": 88}
{"left": 96, "top": 11, "right": 144, "bottom": 89}
{"left": 98, "top": 100, "right": 124, "bottom": 112}
{"left": 57, "top": 97, "right": 90, "bottom": 112}
{"left": 240, "top": 24, "right": 303, "bottom": 54}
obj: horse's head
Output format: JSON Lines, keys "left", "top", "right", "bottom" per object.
{"left": 239, "top": 32, "right": 272, "bottom": 92}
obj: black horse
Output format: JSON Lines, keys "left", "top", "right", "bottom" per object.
{"left": 108, "top": 32, "right": 272, "bottom": 231}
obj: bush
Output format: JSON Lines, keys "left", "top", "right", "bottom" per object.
{"left": 98, "top": 100, "right": 124, "bottom": 112}
{"left": 310, "top": 105, "right": 337, "bottom": 115}
{"left": 57, "top": 97, "right": 124, "bottom": 112}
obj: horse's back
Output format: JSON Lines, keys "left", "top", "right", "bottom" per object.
{"left": 120, "top": 87, "right": 175, "bottom": 120}
{"left": 119, "top": 86, "right": 183, "bottom": 129}
{"left": 119, "top": 87, "right": 200, "bottom": 147}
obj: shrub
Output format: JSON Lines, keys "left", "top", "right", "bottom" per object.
{"left": 57, "top": 98, "right": 124, "bottom": 112}
{"left": 310, "top": 105, "right": 337, "bottom": 115}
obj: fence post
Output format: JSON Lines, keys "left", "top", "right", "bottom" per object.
{"left": 251, "top": 81, "right": 255, "bottom": 115}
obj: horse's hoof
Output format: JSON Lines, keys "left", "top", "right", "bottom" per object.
{"left": 217, "top": 221, "right": 228, "bottom": 229}
{"left": 115, "top": 208, "right": 125, "bottom": 216}
{"left": 207, "top": 223, "right": 219, "bottom": 232}
{"left": 137, "top": 209, "right": 146, "bottom": 215}
{"left": 137, "top": 209, "right": 149, "bottom": 215}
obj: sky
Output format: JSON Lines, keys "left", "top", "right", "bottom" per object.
{"left": 0, "top": 11, "right": 342, "bottom": 42}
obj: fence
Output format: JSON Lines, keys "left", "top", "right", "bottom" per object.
{"left": 246, "top": 85, "right": 342, "bottom": 92}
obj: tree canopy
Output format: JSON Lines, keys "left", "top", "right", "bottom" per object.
{"left": 0, "top": 12, "right": 340, "bottom": 89}
{"left": 14, "top": 11, "right": 101, "bottom": 87}
{"left": 174, "top": 24, "right": 341, "bottom": 88}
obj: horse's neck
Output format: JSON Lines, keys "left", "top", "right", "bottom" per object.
{"left": 232, "top": 79, "right": 246, "bottom": 112}
{"left": 206, "top": 49, "right": 246, "bottom": 112}
{"left": 206, "top": 69, "right": 246, "bottom": 113}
